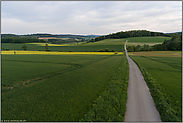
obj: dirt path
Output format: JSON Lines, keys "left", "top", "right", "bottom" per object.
{"left": 124, "top": 40, "right": 162, "bottom": 122}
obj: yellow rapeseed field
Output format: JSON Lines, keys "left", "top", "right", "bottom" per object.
{"left": 1, "top": 51, "right": 123, "bottom": 55}
{"left": 26, "top": 43, "right": 67, "bottom": 46}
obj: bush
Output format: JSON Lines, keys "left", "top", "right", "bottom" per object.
{"left": 39, "top": 49, "right": 41, "bottom": 51}
{"left": 105, "top": 48, "right": 109, "bottom": 52}
{"left": 98, "top": 49, "right": 104, "bottom": 52}
{"left": 46, "top": 49, "right": 51, "bottom": 52}
{"left": 59, "top": 50, "right": 63, "bottom": 52}
{"left": 111, "top": 49, "right": 115, "bottom": 52}
{"left": 22, "top": 45, "right": 27, "bottom": 51}
{"left": 69, "top": 50, "right": 73, "bottom": 52}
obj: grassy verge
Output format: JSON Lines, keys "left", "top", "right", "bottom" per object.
{"left": 80, "top": 54, "right": 129, "bottom": 121}
{"left": 129, "top": 56, "right": 181, "bottom": 122}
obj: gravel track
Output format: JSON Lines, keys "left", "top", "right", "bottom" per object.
{"left": 124, "top": 40, "right": 161, "bottom": 122}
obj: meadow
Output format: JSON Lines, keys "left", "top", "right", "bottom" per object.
{"left": 129, "top": 51, "right": 182, "bottom": 121}
{"left": 126, "top": 36, "right": 171, "bottom": 46}
{"left": 1, "top": 53, "right": 128, "bottom": 121}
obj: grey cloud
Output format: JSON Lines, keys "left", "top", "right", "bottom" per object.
{"left": 1, "top": 1, "right": 182, "bottom": 35}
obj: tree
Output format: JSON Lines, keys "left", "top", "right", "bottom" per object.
{"left": 22, "top": 45, "right": 27, "bottom": 50}
{"left": 105, "top": 48, "right": 110, "bottom": 52}
{"left": 127, "top": 46, "right": 135, "bottom": 52}
{"left": 143, "top": 44, "right": 149, "bottom": 51}
{"left": 134, "top": 45, "right": 141, "bottom": 52}
{"left": 45, "top": 44, "right": 49, "bottom": 51}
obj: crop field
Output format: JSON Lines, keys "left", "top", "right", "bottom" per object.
{"left": 1, "top": 53, "right": 128, "bottom": 121}
{"left": 1, "top": 39, "right": 125, "bottom": 52}
{"left": 85, "top": 39, "right": 125, "bottom": 45}
{"left": 129, "top": 51, "right": 182, "bottom": 121}
{"left": 126, "top": 36, "right": 171, "bottom": 46}
{"left": 129, "top": 51, "right": 182, "bottom": 57}
{"left": 1, "top": 51, "right": 123, "bottom": 55}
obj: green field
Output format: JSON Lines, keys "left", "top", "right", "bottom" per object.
{"left": 1, "top": 39, "right": 125, "bottom": 52}
{"left": 129, "top": 53, "right": 182, "bottom": 121}
{"left": 126, "top": 36, "right": 171, "bottom": 46}
{"left": 1, "top": 53, "right": 128, "bottom": 121}
{"left": 1, "top": 36, "right": 181, "bottom": 121}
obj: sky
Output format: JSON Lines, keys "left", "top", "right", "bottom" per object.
{"left": 1, "top": 1, "right": 182, "bottom": 35}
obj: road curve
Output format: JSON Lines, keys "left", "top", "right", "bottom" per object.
{"left": 124, "top": 40, "right": 161, "bottom": 122}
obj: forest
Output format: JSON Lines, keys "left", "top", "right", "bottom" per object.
{"left": 1, "top": 33, "right": 98, "bottom": 43}
{"left": 93, "top": 30, "right": 168, "bottom": 42}
{"left": 1, "top": 37, "right": 46, "bottom": 43}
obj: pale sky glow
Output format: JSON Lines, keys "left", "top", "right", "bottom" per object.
{"left": 1, "top": 1, "right": 182, "bottom": 35}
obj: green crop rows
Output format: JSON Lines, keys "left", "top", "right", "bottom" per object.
{"left": 130, "top": 55, "right": 182, "bottom": 121}
{"left": 1, "top": 53, "right": 128, "bottom": 121}
{"left": 80, "top": 53, "right": 129, "bottom": 121}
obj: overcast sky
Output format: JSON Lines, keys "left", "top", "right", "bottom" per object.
{"left": 1, "top": 1, "right": 182, "bottom": 35}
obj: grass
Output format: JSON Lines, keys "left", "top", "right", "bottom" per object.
{"left": 1, "top": 53, "right": 128, "bottom": 121}
{"left": 129, "top": 52, "right": 182, "bottom": 121}
{"left": 126, "top": 36, "right": 171, "bottom": 46}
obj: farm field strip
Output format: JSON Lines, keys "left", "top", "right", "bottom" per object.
{"left": 128, "top": 51, "right": 182, "bottom": 57}
{"left": 126, "top": 36, "right": 171, "bottom": 46}
{"left": 127, "top": 42, "right": 162, "bottom": 46}
{"left": 85, "top": 39, "right": 126, "bottom": 45}
{"left": 1, "top": 64, "right": 78, "bottom": 95}
{"left": 126, "top": 36, "right": 171, "bottom": 43}
{"left": 80, "top": 54, "right": 129, "bottom": 121}
{"left": 139, "top": 56, "right": 182, "bottom": 70}
{"left": 1, "top": 54, "right": 114, "bottom": 95}
{"left": 1, "top": 54, "right": 126, "bottom": 121}
{"left": 1, "top": 51, "right": 123, "bottom": 55}
{"left": 129, "top": 54, "right": 182, "bottom": 121}
{"left": 2, "top": 39, "right": 125, "bottom": 52}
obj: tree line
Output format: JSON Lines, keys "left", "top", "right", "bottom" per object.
{"left": 1, "top": 37, "right": 46, "bottom": 43}
{"left": 127, "top": 35, "right": 182, "bottom": 52}
{"left": 1, "top": 33, "right": 98, "bottom": 40}
{"left": 91, "top": 30, "right": 170, "bottom": 42}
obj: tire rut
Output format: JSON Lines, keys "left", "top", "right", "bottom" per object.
{"left": 2, "top": 55, "right": 115, "bottom": 95}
